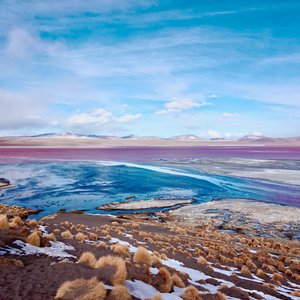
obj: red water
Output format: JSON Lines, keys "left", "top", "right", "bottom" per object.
{"left": 0, "top": 146, "right": 299, "bottom": 164}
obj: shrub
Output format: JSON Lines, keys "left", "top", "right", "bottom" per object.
{"left": 55, "top": 277, "right": 106, "bottom": 300}
{"left": 27, "top": 231, "right": 41, "bottom": 247}
{"left": 157, "top": 267, "right": 173, "bottom": 293}
{"left": 112, "top": 243, "right": 130, "bottom": 258}
{"left": 78, "top": 252, "right": 97, "bottom": 268}
{"left": 181, "top": 285, "right": 202, "bottom": 300}
{"left": 28, "top": 219, "right": 39, "bottom": 227}
{"left": 109, "top": 285, "right": 131, "bottom": 300}
{"left": 0, "top": 214, "right": 9, "bottom": 230}
{"left": 172, "top": 274, "right": 185, "bottom": 288}
{"left": 45, "top": 233, "right": 56, "bottom": 241}
{"left": 76, "top": 232, "right": 86, "bottom": 242}
{"left": 133, "top": 246, "right": 152, "bottom": 266}
{"left": 61, "top": 230, "right": 73, "bottom": 239}
{"left": 240, "top": 265, "right": 251, "bottom": 276}
{"left": 95, "top": 255, "right": 127, "bottom": 286}
{"left": 197, "top": 256, "right": 207, "bottom": 265}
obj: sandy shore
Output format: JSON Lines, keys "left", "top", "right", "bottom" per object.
{"left": 0, "top": 203, "right": 300, "bottom": 299}
{"left": 97, "top": 199, "right": 195, "bottom": 212}
{"left": 169, "top": 198, "right": 300, "bottom": 240}
{"left": 160, "top": 157, "right": 300, "bottom": 185}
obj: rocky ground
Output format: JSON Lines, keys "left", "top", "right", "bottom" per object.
{"left": 0, "top": 204, "right": 300, "bottom": 300}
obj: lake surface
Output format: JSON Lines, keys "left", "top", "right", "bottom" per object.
{"left": 0, "top": 147, "right": 299, "bottom": 217}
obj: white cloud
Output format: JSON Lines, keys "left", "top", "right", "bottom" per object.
{"left": 0, "top": 89, "right": 49, "bottom": 129}
{"left": 116, "top": 113, "right": 142, "bottom": 123}
{"left": 222, "top": 112, "right": 240, "bottom": 118}
{"left": 156, "top": 98, "right": 209, "bottom": 114}
{"left": 67, "top": 109, "right": 141, "bottom": 128}
{"left": 207, "top": 130, "right": 221, "bottom": 138}
{"left": 67, "top": 109, "right": 113, "bottom": 126}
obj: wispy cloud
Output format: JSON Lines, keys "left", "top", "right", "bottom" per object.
{"left": 156, "top": 99, "right": 210, "bottom": 114}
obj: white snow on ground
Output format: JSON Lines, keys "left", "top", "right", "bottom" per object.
{"left": 126, "top": 280, "right": 183, "bottom": 300}
{"left": 0, "top": 240, "right": 75, "bottom": 258}
{"left": 110, "top": 237, "right": 138, "bottom": 253}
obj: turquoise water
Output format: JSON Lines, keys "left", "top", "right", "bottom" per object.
{"left": 0, "top": 161, "right": 300, "bottom": 217}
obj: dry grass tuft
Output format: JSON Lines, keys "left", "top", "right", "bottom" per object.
{"left": 133, "top": 246, "right": 153, "bottom": 266}
{"left": 109, "top": 285, "right": 131, "bottom": 300}
{"left": 0, "top": 257, "right": 24, "bottom": 267}
{"left": 182, "top": 285, "right": 202, "bottom": 300}
{"left": 291, "top": 291, "right": 300, "bottom": 297}
{"left": 76, "top": 232, "right": 86, "bottom": 242}
{"left": 95, "top": 255, "right": 127, "bottom": 286}
{"left": 157, "top": 267, "right": 173, "bottom": 293}
{"left": 172, "top": 274, "right": 185, "bottom": 288}
{"left": 78, "top": 252, "right": 97, "bottom": 268}
{"left": 89, "top": 232, "right": 98, "bottom": 241}
{"left": 27, "top": 231, "right": 41, "bottom": 247}
{"left": 256, "top": 269, "right": 267, "bottom": 277}
{"left": 160, "top": 253, "right": 168, "bottom": 260}
{"left": 28, "top": 219, "right": 39, "bottom": 227}
{"left": 55, "top": 277, "right": 106, "bottom": 300}
{"left": 53, "top": 228, "right": 60, "bottom": 234}
{"left": 245, "top": 259, "right": 256, "bottom": 270}
{"left": 216, "top": 292, "right": 228, "bottom": 300}
{"left": 0, "top": 214, "right": 9, "bottom": 230}
{"left": 61, "top": 230, "right": 73, "bottom": 239}
{"left": 197, "top": 256, "right": 207, "bottom": 265}
{"left": 45, "top": 233, "right": 56, "bottom": 241}
{"left": 272, "top": 273, "right": 284, "bottom": 283}
{"left": 111, "top": 243, "right": 130, "bottom": 258}
{"left": 240, "top": 265, "right": 251, "bottom": 276}
{"left": 11, "top": 216, "right": 24, "bottom": 226}
{"left": 96, "top": 241, "right": 107, "bottom": 249}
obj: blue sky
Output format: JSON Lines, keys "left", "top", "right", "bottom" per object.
{"left": 0, "top": 0, "right": 300, "bottom": 138}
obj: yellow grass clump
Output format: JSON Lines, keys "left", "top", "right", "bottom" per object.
{"left": 240, "top": 265, "right": 251, "bottom": 276}
{"left": 109, "top": 285, "right": 131, "bottom": 300}
{"left": 28, "top": 219, "right": 39, "bottom": 227}
{"left": 291, "top": 291, "right": 300, "bottom": 297}
{"left": 53, "top": 228, "right": 60, "bottom": 234}
{"left": 272, "top": 273, "right": 284, "bottom": 283}
{"left": 181, "top": 285, "right": 202, "bottom": 300}
{"left": 45, "top": 233, "right": 56, "bottom": 241}
{"left": 96, "top": 241, "right": 107, "bottom": 249}
{"left": 0, "top": 257, "right": 24, "bottom": 268}
{"left": 95, "top": 255, "right": 127, "bottom": 286}
{"left": 78, "top": 252, "right": 97, "bottom": 268}
{"left": 11, "top": 216, "right": 24, "bottom": 226}
{"left": 160, "top": 253, "right": 168, "bottom": 260}
{"left": 111, "top": 243, "right": 131, "bottom": 258}
{"left": 76, "top": 232, "right": 86, "bottom": 242}
{"left": 256, "top": 269, "right": 267, "bottom": 277}
{"left": 0, "top": 214, "right": 9, "bottom": 230}
{"left": 55, "top": 277, "right": 106, "bottom": 300}
{"left": 197, "top": 256, "right": 208, "bottom": 265}
{"left": 61, "top": 230, "right": 73, "bottom": 239}
{"left": 216, "top": 292, "right": 228, "bottom": 300}
{"left": 172, "top": 274, "right": 185, "bottom": 288}
{"left": 133, "top": 246, "right": 153, "bottom": 266}
{"left": 157, "top": 267, "right": 173, "bottom": 293}
{"left": 27, "top": 231, "right": 41, "bottom": 247}
{"left": 89, "top": 232, "right": 98, "bottom": 241}
{"left": 245, "top": 259, "right": 256, "bottom": 270}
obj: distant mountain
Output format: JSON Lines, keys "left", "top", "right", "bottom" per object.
{"left": 121, "top": 134, "right": 162, "bottom": 140}
{"left": 239, "top": 134, "right": 274, "bottom": 142}
{"left": 168, "top": 134, "right": 203, "bottom": 141}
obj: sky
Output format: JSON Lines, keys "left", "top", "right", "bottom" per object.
{"left": 0, "top": 0, "right": 300, "bottom": 138}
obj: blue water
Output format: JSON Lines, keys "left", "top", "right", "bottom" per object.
{"left": 0, "top": 161, "right": 300, "bottom": 217}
